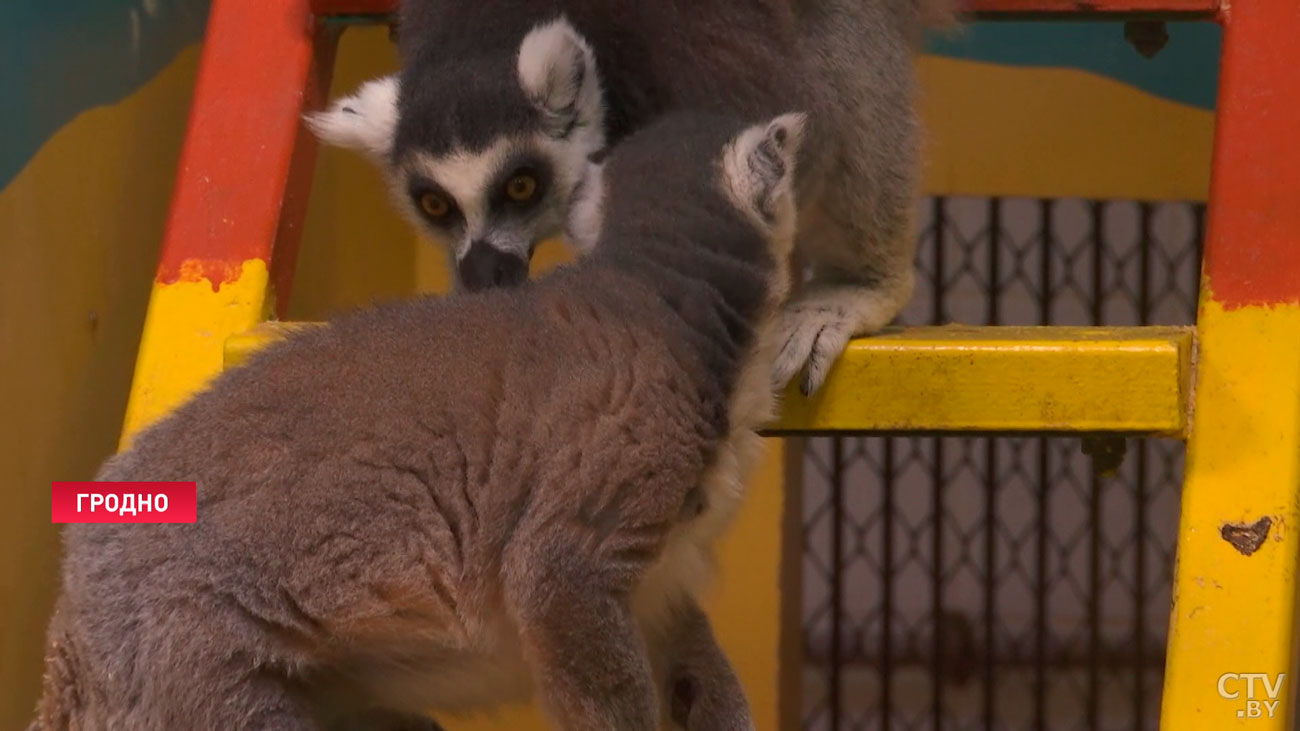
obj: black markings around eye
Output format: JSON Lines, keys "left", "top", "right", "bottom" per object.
{"left": 407, "top": 180, "right": 462, "bottom": 227}
{"left": 489, "top": 156, "right": 554, "bottom": 213}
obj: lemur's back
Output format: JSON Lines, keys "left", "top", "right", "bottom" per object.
{"left": 33, "top": 110, "right": 802, "bottom": 731}
{"left": 41, "top": 265, "right": 721, "bottom": 726}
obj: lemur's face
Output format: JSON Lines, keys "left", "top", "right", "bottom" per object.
{"left": 308, "top": 18, "right": 605, "bottom": 291}
{"left": 393, "top": 129, "right": 594, "bottom": 290}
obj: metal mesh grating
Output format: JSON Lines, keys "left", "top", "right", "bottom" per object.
{"left": 801, "top": 197, "right": 1205, "bottom": 731}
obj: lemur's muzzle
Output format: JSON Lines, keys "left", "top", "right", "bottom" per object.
{"left": 458, "top": 241, "right": 528, "bottom": 291}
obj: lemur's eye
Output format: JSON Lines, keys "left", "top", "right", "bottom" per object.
{"left": 419, "top": 192, "right": 451, "bottom": 219}
{"left": 505, "top": 173, "right": 538, "bottom": 202}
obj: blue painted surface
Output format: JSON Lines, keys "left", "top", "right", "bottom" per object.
{"left": 927, "top": 21, "right": 1220, "bottom": 110}
{"left": 0, "top": 0, "right": 209, "bottom": 188}
{"left": 1, "top": 11, "right": 1219, "bottom": 191}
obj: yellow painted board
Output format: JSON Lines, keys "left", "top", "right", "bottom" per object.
{"left": 230, "top": 323, "right": 1193, "bottom": 436}
{"left": 120, "top": 259, "right": 273, "bottom": 447}
{"left": 772, "top": 325, "right": 1194, "bottom": 435}
{"left": 1159, "top": 302, "right": 1300, "bottom": 730}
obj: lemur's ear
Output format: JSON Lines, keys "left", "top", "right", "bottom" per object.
{"left": 517, "top": 17, "right": 602, "bottom": 139}
{"left": 722, "top": 112, "right": 807, "bottom": 227}
{"left": 305, "top": 74, "right": 399, "bottom": 161}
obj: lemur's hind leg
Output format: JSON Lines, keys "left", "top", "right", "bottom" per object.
{"left": 774, "top": 186, "right": 917, "bottom": 394}
{"left": 505, "top": 536, "right": 661, "bottom": 731}
{"left": 652, "top": 599, "right": 754, "bottom": 731}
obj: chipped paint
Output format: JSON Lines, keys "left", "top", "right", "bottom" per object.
{"left": 155, "top": 257, "right": 264, "bottom": 292}
{"left": 1221, "top": 517, "right": 1273, "bottom": 557}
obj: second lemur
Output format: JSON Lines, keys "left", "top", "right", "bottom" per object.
{"left": 310, "top": 0, "right": 957, "bottom": 394}
{"left": 31, "top": 111, "right": 803, "bottom": 731}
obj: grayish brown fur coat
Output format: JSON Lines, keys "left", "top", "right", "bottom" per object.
{"left": 30, "top": 111, "right": 804, "bottom": 731}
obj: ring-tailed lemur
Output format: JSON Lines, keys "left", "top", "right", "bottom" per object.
{"left": 308, "top": 0, "right": 956, "bottom": 394}
{"left": 31, "top": 110, "right": 803, "bottom": 731}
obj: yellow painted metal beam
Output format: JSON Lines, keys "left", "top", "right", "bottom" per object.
{"left": 773, "top": 325, "right": 1194, "bottom": 435}
{"left": 228, "top": 323, "right": 1195, "bottom": 436}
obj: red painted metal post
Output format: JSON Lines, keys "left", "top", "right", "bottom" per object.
{"left": 1197, "top": 3, "right": 1300, "bottom": 309}
{"left": 156, "top": 0, "right": 334, "bottom": 307}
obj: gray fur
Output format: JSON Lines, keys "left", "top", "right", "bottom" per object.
{"left": 30, "top": 112, "right": 801, "bottom": 731}
{"left": 311, "top": 0, "right": 958, "bottom": 392}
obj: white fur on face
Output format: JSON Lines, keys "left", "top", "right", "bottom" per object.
{"left": 403, "top": 139, "right": 515, "bottom": 259}
{"left": 305, "top": 75, "right": 399, "bottom": 160}
{"left": 307, "top": 19, "right": 611, "bottom": 267}
{"left": 397, "top": 131, "right": 592, "bottom": 261}
{"left": 310, "top": 20, "right": 611, "bottom": 265}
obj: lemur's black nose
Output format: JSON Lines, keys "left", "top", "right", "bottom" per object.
{"left": 458, "top": 242, "right": 528, "bottom": 291}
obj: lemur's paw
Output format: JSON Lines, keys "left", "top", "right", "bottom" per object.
{"left": 772, "top": 299, "right": 856, "bottom": 396}
{"left": 772, "top": 284, "right": 909, "bottom": 395}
